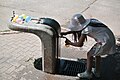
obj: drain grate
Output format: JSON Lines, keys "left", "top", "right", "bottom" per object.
{"left": 58, "top": 59, "right": 86, "bottom": 76}
{"left": 34, "top": 58, "right": 86, "bottom": 76}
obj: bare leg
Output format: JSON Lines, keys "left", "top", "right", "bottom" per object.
{"left": 78, "top": 51, "right": 94, "bottom": 78}
{"left": 86, "top": 52, "right": 93, "bottom": 73}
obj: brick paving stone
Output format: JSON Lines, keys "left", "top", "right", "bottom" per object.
{"left": 0, "top": 62, "right": 13, "bottom": 69}
{"left": 0, "top": 64, "right": 4, "bottom": 69}
{"left": 10, "top": 62, "right": 21, "bottom": 68}
{"left": 16, "top": 55, "right": 25, "bottom": 61}
{"left": 5, "top": 66, "right": 16, "bottom": 74}
{"left": 0, "top": 56, "right": 3, "bottom": 60}
{"left": 15, "top": 65, "right": 26, "bottom": 72}
{"left": 0, "top": 77, "right": 6, "bottom": 80}
{"left": 8, "top": 77, "right": 16, "bottom": 80}
{"left": 6, "top": 56, "right": 17, "bottom": 63}
{"left": 0, "top": 57, "right": 8, "bottom": 64}
{"left": 0, "top": 67, "right": 9, "bottom": 73}
{"left": 1, "top": 73, "right": 13, "bottom": 80}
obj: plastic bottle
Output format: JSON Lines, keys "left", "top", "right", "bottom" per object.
{"left": 12, "top": 15, "right": 18, "bottom": 22}
{"left": 21, "top": 14, "right": 26, "bottom": 19}
{"left": 25, "top": 16, "right": 31, "bottom": 22}
{"left": 16, "top": 18, "right": 23, "bottom": 24}
{"left": 18, "top": 15, "right": 23, "bottom": 20}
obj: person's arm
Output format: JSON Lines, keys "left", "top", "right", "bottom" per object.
{"left": 65, "top": 34, "right": 86, "bottom": 47}
{"left": 61, "top": 31, "right": 79, "bottom": 35}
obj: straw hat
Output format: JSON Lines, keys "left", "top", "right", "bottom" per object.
{"left": 68, "top": 14, "right": 90, "bottom": 31}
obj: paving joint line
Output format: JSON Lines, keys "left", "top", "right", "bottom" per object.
{"left": 0, "top": 30, "right": 23, "bottom": 35}
{"left": 81, "top": 0, "right": 98, "bottom": 13}
{"left": 0, "top": 4, "right": 36, "bottom": 13}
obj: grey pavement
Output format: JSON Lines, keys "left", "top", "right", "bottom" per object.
{"left": 0, "top": 0, "right": 120, "bottom": 80}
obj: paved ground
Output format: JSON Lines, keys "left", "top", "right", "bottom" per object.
{"left": 0, "top": 0, "right": 120, "bottom": 80}
{"left": 0, "top": 29, "right": 93, "bottom": 80}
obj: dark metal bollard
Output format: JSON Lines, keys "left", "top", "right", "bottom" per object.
{"left": 8, "top": 18, "right": 61, "bottom": 73}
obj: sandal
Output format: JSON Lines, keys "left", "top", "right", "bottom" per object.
{"left": 77, "top": 71, "right": 92, "bottom": 79}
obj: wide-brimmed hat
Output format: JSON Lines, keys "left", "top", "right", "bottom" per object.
{"left": 68, "top": 14, "right": 90, "bottom": 31}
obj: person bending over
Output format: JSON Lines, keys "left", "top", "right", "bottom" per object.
{"left": 61, "top": 14, "right": 116, "bottom": 79}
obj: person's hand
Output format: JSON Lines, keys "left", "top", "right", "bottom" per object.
{"left": 65, "top": 38, "right": 72, "bottom": 45}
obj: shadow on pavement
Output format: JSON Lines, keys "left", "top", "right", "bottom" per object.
{"left": 100, "top": 45, "right": 120, "bottom": 80}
